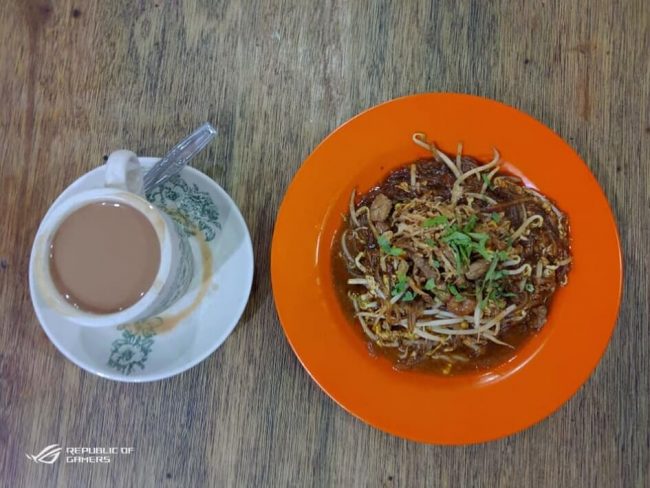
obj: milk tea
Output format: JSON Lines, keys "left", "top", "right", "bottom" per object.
{"left": 49, "top": 201, "right": 160, "bottom": 313}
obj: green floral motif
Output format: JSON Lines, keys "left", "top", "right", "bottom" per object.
{"left": 107, "top": 329, "right": 156, "bottom": 375}
{"left": 146, "top": 175, "right": 221, "bottom": 242}
{"left": 107, "top": 174, "right": 220, "bottom": 376}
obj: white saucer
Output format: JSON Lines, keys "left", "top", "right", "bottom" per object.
{"left": 29, "top": 159, "right": 254, "bottom": 382}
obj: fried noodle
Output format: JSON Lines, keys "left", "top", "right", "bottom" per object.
{"left": 339, "top": 134, "right": 572, "bottom": 374}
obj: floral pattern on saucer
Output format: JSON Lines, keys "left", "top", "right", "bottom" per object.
{"left": 146, "top": 175, "right": 222, "bottom": 242}
{"left": 108, "top": 329, "right": 156, "bottom": 375}
{"left": 107, "top": 175, "right": 221, "bottom": 375}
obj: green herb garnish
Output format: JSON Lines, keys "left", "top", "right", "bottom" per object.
{"left": 443, "top": 231, "right": 472, "bottom": 245}
{"left": 468, "top": 232, "right": 489, "bottom": 242}
{"left": 524, "top": 283, "right": 535, "bottom": 293}
{"left": 391, "top": 274, "right": 408, "bottom": 297}
{"left": 448, "top": 284, "right": 464, "bottom": 301}
{"left": 424, "top": 278, "right": 436, "bottom": 291}
{"left": 463, "top": 215, "right": 478, "bottom": 233}
{"left": 445, "top": 229, "right": 495, "bottom": 266}
{"left": 482, "top": 174, "right": 492, "bottom": 189}
{"left": 484, "top": 255, "right": 500, "bottom": 282}
{"left": 492, "top": 270, "right": 506, "bottom": 281}
{"left": 423, "top": 215, "right": 448, "bottom": 228}
{"left": 487, "top": 288, "right": 498, "bottom": 302}
{"left": 443, "top": 224, "right": 459, "bottom": 238}
{"left": 377, "top": 235, "right": 390, "bottom": 248}
{"left": 449, "top": 242, "right": 464, "bottom": 273}
{"left": 401, "top": 291, "right": 416, "bottom": 302}
{"left": 467, "top": 232, "right": 490, "bottom": 259}
{"left": 491, "top": 212, "right": 501, "bottom": 223}
{"left": 377, "top": 234, "right": 405, "bottom": 256}
{"left": 425, "top": 238, "right": 436, "bottom": 247}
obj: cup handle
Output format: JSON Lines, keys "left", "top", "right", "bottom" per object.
{"left": 104, "top": 150, "right": 144, "bottom": 196}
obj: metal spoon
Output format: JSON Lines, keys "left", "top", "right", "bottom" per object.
{"left": 143, "top": 122, "right": 218, "bottom": 193}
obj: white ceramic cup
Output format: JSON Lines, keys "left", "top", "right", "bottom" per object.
{"left": 32, "top": 150, "right": 194, "bottom": 328}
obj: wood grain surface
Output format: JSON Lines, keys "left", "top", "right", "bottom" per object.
{"left": 1, "top": 0, "right": 648, "bottom": 486}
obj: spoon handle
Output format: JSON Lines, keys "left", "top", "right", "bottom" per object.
{"left": 143, "top": 123, "right": 218, "bottom": 193}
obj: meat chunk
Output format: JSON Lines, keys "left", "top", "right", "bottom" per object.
{"left": 465, "top": 259, "right": 490, "bottom": 280}
{"left": 375, "top": 221, "right": 390, "bottom": 234}
{"left": 528, "top": 305, "right": 548, "bottom": 329}
{"left": 454, "top": 275, "right": 468, "bottom": 288}
{"left": 446, "top": 297, "right": 477, "bottom": 316}
{"left": 369, "top": 193, "right": 392, "bottom": 222}
{"left": 411, "top": 254, "right": 436, "bottom": 279}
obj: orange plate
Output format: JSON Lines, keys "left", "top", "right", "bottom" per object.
{"left": 271, "top": 93, "right": 622, "bottom": 444}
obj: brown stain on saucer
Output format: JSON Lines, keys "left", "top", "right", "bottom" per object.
{"left": 123, "top": 230, "right": 214, "bottom": 335}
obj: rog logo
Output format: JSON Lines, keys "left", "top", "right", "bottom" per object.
{"left": 25, "top": 444, "right": 62, "bottom": 464}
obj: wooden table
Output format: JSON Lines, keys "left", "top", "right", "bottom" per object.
{"left": 1, "top": 1, "right": 648, "bottom": 486}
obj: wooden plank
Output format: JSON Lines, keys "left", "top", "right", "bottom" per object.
{"left": 0, "top": 0, "right": 647, "bottom": 486}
